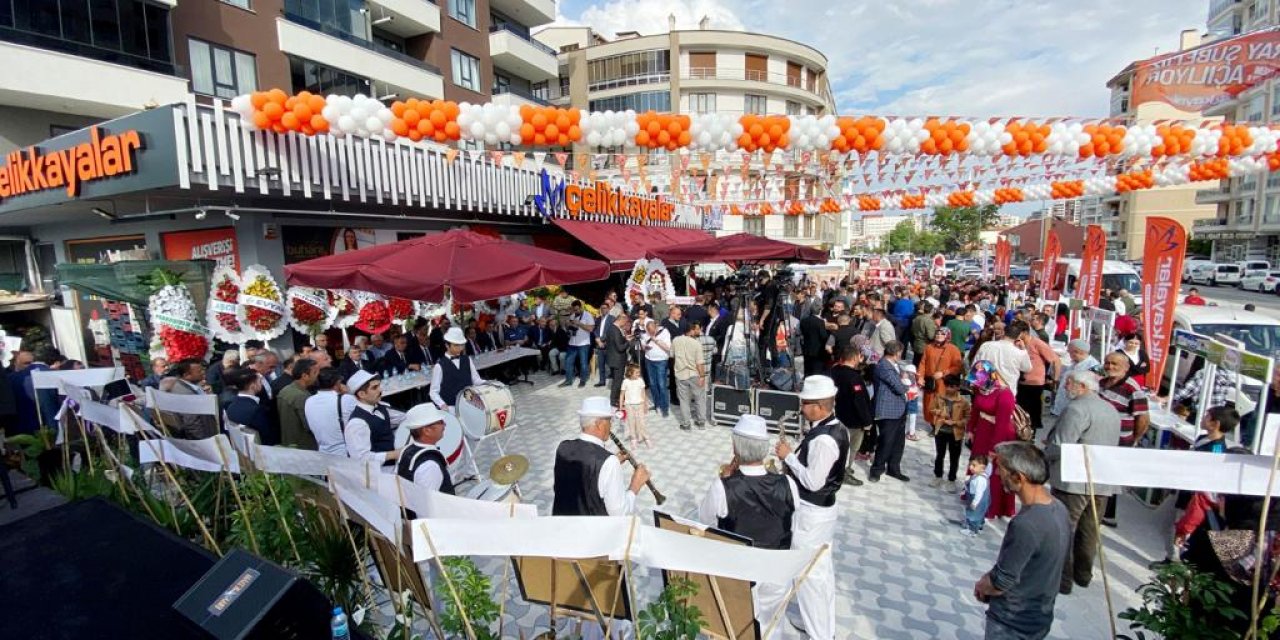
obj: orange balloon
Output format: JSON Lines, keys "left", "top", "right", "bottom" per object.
{"left": 657, "top": 131, "right": 671, "bottom": 145}
{"left": 519, "top": 104, "right": 535, "bottom": 119}
{"left": 419, "top": 120, "right": 436, "bottom": 136}
{"left": 427, "top": 110, "right": 444, "bottom": 127}
{"left": 637, "top": 131, "right": 651, "bottom": 146}
{"left": 677, "top": 131, "right": 691, "bottom": 146}
{"left": 738, "top": 133, "right": 752, "bottom": 148}
{"left": 531, "top": 113, "right": 548, "bottom": 129}
{"left": 250, "top": 92, "right": 269, "bottom": 109}
{"left": 445, "top": 102, "right": 461, "bottom": 119}
{"left": 308, "top": 95, "right": 326, "bottom": 113}
{"left": 392, "top": 102, "right": 407, "bottom": 118}
{"left": 391, "top": 119, "right": 409, "bottom": 136}
{"left": 545, "top": 124, "right": 560, "bottom": 139}
{"left": 567, "top": 125, "right": 581, "bottom": 141}
{"left": 404, "top": 109, "right": 420, "bottom": 126}
{"left": 293, "top": 103, "right": 313, "bottom": 121}
{"left": 558, "top": 134, "right": 569, "bottom": 146}
{"left": 534, "top": 133, "right": 547, "bottom": 145}
{"left": 647, "top": 120, "right": 662, "bottom": 136}
{"left": 555, "top": 113, "right": 571, "bottom": 131}
{"left": 262, "top": 102, "right": 284, "bottom": 120}
{"left": 252, "top": 112, "right": 271, "bottom": 129}
{"left": 520, "top": 123, "right": 535, "bottom": 139}
{"left": 768, "top": 124, "right": 783, "bottom": 139}
{"left": 667, "top": 120, "right": 682, "bottom": 136}
{"left": 444, "top": 121, "right": 461, "bottom": 139}
{"left": 409, "top": 129, "right": 423, "bottom": 142}
{"left": 268, "top": 88, "right": 287, "bottom": 104}
{"left": 280, "top": 112, "right": 299, "bottom": 130}
{"left": 311, "top": 115, "right": 328, "bottom": 132}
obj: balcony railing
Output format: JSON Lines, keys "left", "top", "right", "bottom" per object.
{"left": 489, "top": 25, "right": 557, "bottom": 57}
{"left": 0, "top": 25, "right": 176, "bottom": 76}
{"left": 685, "top": 67, "right": 827, "bottom": 98}
{"left": 1209, "top": 0, "right": 1240, "bottom": 19}
{"left": 283, "top": 12, "right": 441, "bottom": 74}
{"left": 493, "top": 84, "right": 550, "bottom": 105}
{"left": 1194, "top": 218, "right": 1230, "bottom": 228}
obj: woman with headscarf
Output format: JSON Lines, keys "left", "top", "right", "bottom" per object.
{"left": 966, "top": 360, "right": 1019, "bottom": 519}
{"left": 918, "top": 326, "right": 964, "bottom": 426}
{"left": 1117, "top": 333, "right": 1150, "bottom": 388}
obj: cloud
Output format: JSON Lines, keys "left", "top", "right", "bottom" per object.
{"left": 558, "top": 0, "right": 1207, "bottom": 118}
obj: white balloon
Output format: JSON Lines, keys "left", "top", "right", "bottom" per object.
{"left": 494, "top": 121, "right": 511, "bottom": 138}
{"left": 587, "top": 131, "right": 602, "bottom": 147}
{"left": 377, "top": 109, "right": 394, "bottom": 124}
{"left": 365, "top": 116, "right": 383, "bottom": 133}
{"left": 469, "top": 122, "right": 485, "bottom": 138}
{"left": 337, "top": 115, "right": 357, "bottom": 133}
{"left": 484, "top": 133, "right": 498, "bottom": 145}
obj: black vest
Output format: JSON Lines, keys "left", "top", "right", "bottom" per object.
{"left": 789, "top": 415, "right": 850, "bottom": 507}
{"left": 397, "top": 443, "right": 455, "bottom": 496}
{"left": 349, "top": 404, "right": 395, "bottom": 453}
{"left": 438, "top": 356, "right": 474, "bottom": 407}
{"left": 718, "top": 471, "right": 795, "bottom": 550}
{"left": 552, "top": 438, "right": 611, "bottom": 516}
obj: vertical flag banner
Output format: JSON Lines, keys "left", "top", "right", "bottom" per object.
{"left": 1141, "top": 216, "right": 1187, "bottom": 392}
{"left": 1040, "top": 230, "right": 1062, "bottom": 300}
{"left": 1078, "top": 225, "right": 1107, "bottom": 307}
{"left": 998, "top": 238, "right": 1013, "bottom": 278}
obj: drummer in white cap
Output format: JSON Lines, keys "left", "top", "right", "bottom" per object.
{"left": 397, "top": 404, "right": 455, "bottom": 495}
{"left": 698, "top": 414, "right": 799, "bottom": 639}
{"left": 344, "top": 370, "right": 407, "bottom": 466}
{"left": 430, "top": 326, "right": 485, "bottom": 411}
{"left": 552, "top": 397, "right": 651, "bottom": 516}
{"left": 774, "top": 375, "right": 849, "bottom": 639}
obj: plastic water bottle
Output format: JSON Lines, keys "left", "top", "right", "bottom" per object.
{"left": 331, "top": 606, "right": 350, "bottom": 639}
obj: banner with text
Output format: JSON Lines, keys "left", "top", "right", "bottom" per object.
{"left": 1078, "top": 224, "right": 1107, "bottom": 307}
{"left": 162, "top": 227, "right": 240, "bottom": 272}
{"left": 1131, "top": 27, "right": 1280, "bottom": 111}
{"left": 1142, "top": 217, "right": 1187, "bottom": 392}
{"left": 1040, "top": 230, "right": 1062, "bottom": 300}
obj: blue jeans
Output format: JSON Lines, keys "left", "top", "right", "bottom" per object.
{"left": 564, "top": 345, "right": 590, "bottom": 384}
{"left": 645, "top": 358, "right": 670, "bottom": 414}
{"left": 595, "top": 348, "right": 608, "bottom": 384}
{"left": 965, "top": 493, "right": 990, "bottom": 532}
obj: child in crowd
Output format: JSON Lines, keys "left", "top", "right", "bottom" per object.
{"left": 1170, "top": 407, "right": 1239, "bottom": 557}
{"left": 961, "top": 455, "right": 991, "bottom": 536}
{"left": 620, "top": 363, "right": 650, "bottom": 447}
{"left": 902, "top": 363, "right": 922, "bottom": 441}
{"left": 929, "top": 374, "right": 971, "bottom": 492}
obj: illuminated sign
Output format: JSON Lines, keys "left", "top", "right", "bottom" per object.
{"left": 533, "top": 169, "right": 674, "bottom": 224}
{"left": 0, "top": 127, "right": 142, "bottom": 202}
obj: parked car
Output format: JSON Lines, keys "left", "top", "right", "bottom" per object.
{"left": 1241, "top": 270, "right": 1280, "bottom": 292}
{"left": 1183, "top": 259, "right": 1214, "bottom": 283}
{"left": 1239, "top": 260, "right": 1271, "bottom": 273}
{"left": 1190, "top": 263, "right": 1244, "bottom": 286}
{"left": 1009, "top": 266, "right": 1031, "bottom": 278}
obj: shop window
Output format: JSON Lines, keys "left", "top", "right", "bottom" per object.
{"left": 189, "top": 39, "right": 257, "bottom": 98}
{"left": 451, "top": 49, "right": 481, "bottom": 92}
{"left": 449, "top": 0, "right": 476, "bottom": 29}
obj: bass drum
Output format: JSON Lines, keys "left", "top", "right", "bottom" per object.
{"left": 456, "top": 382, "right": 515, "bottom": 440}
{"left": 395, "top": 411, "right": 466, "bottom": 475}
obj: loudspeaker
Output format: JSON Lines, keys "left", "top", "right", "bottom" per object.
{"left": 173, "top": 548, "right": 333, "bottom": 640}
{"left": 711, "top": 384, "right": 753, "bottom": 428}
{"left": 755, "top": 389, "right": 801, "bottom": 435}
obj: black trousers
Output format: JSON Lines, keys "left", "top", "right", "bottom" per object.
{"left": 802, "top": 353, "right": 825, "bottom": 377}
{"left": 860, "top": 421, "right": 879, "bottom": 455}
{"left": 934, "top": 430, "right": 963, "bottom": 481}
{"left": 1016, "top": 383, "right": 1046, "bottom": 433}
{"left": 609, "top": 365, "right": 624, "bottom": 408}
{"left": 870, "top": 417, "right": 906, "bottom": 477}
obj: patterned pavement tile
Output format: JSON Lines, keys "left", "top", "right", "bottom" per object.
{"left": 404, "top": 371, "right": 1166, "bottom": 639}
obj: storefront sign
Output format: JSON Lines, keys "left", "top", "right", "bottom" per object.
{"left": 534, "top": 170, "right": 674, "bottom": 224}
{"left": 1132, "top": 27, "right": 1280, "bottom": 110}
{"left": 0, "top": 127, "right": 141, "bottom": 202}
{"left": 281, "top": 226, "right": 376, "bottom": 264}
{"left": 163, "top": 227, "right": 240, "bottom": 272}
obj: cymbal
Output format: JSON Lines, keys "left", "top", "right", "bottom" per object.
{"left": 489, "top": 454, "right": 529, "bottom": 485}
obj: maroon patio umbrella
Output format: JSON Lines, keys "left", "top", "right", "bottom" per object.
{"left": 646, "top": 233, "right": 828, "bottom": 265}
{"left": 284, "top": 229, "right": 611, "bottom": 303}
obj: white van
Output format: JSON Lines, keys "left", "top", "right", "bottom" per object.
{"left": 1167, "top": 306, "right": 1280, "bottom": 399}
{"left": 1239, "top": 260, "right": 1272, "bottom": 273}
{"left": 1190, "top": 263, "right": 1244, "bottom": 286}
{"left": 1052, "top": 258, "right": 1142, "bottom": 307}
{"left": 1183, "top": 259, "right": 1214, "bottom": 283}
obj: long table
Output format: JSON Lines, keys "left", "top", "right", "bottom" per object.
{"left": 378, "top": 347, "right": 540, "bottom": 398}
{"left": 474, "top": 347, "right": 540, "bottom": 371}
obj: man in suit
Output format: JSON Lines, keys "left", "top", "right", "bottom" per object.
{"left": 606, "top": 312, "right": 632, "bottom": 408}
{"left": 224, "top": 367, "right": 278, "bottom": 445}
{"left": 160, "top": 359, "right": 219, "bottom": 440}
{"left": 706, "top": 302, "right": 728, "bottom": 381}
{"left": 270, "top": 354, "right": 297, "bottom": 397}
{"left": 140, "top": 357, "right": 169, "bottom": 389}
{"left": 380, "top": 334, "right": 415, "bottom": 373}
{"left": 661, "top": 306, "right": 688, "bottom": 338}
{"left": 592, "top": 301, "right": 612, "bottom": 386}
{"left": 869, "top": 341, "right": 910, "bottom": 483}
{"left": 428, "top": 317, "right": 449, "bottom": 361}
{"left": 466, "top": 327, "right": 488, "bottom": 355}
{"left": 338, "top": 345, "right": 366, "bottom": 381}
{"left": 799, "top": 306, "right": 830, "bottom": 377}
{"left": 407, "top": 324, "right": 434, "bottom": 370}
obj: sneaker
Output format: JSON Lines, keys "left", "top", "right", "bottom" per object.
{"left": 868, "top": 474, "right": 882, "bottom": 483}
{"left": 1101, "top": 517, "right": 1118, "bottom": 528}
{"left": 558, "top": 381, "right": 572, "bottom": 387}
{"left": 929, "top": 477, "right": 944, "bottom": 488}
{"left": 887, "top": 472, "right": 910, "bottom": 482}
{"left": 696, "top": 423, "right": 707, "bottom": 431}
{"left": 960, "top": 528, "right": 976, "bottom": 537}
{"left": 594, "top": 383, "right": 606, "bottom": 387}
{"left": 845, "top": 474, "right": 864, "bottom": 486}
{"left": 944, "top": 480, "right": 958, "bottom": 493}
{"left": 679, "top": 425, "right": 691, "bottom": 432}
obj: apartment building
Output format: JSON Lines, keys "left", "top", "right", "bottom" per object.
{"left": 0, "top": 0, "right": 557, "bottom": 157}
{"left": 1194, "top": 0, "right": 1280, "bottom": 262}
{"left": 534, "top": 23, "right": 842, "bottom": 248}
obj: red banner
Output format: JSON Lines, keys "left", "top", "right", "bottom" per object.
{"left": 1131, "top": 27, "right": 1280, "bottom": 111}
{"left": 162, "top": 227, "right": 240, "bottom": 272}
{"left": 1078, "top": 225, "right": 1107, "bottom": 306}
{"left": 998, "top": 238, "right": 1013, "bottom": 278}
{"left": 1040, "top": 230, "right": 1061, "bottom": 299}
{"left": 1141, "top": 217, "right": 1187, "bottom": 392}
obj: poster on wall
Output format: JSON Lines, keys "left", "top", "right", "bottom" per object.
{"left": 65, "top": 235, "right": 148, "bottom": 376}
{"left": 162, "top": 227, "right": 240, "bottom": 272}
{"left": 282, "top": 226, "right": 376, "bottom": 264}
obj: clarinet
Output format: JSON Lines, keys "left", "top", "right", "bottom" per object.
{"left": 608, "top": 431, "right": 666, "bottom": 505}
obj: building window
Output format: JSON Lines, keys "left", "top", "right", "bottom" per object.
{"left": 745, "top": 94, "right": 768, "bottom": 115}
{"left": 587, "top": 50, "right": 670, "bottom": 91}
{"left": 289, "top": 56, "right": 368, "bottom": 97}
{"left": 784, "top": 215, "right": 799, "bottom": 237}
{"left": 1266, "top": 196, "right": 1280, "bottom": 224}
{"left": 804, "top": 214, "right": 816, "bottom": 237}
{"left": 220, "top": 0, "right": 251, "bottom": 9}
{"left": 493, "top": 73, "right": 510, "bottom": 95}
{"left": 744, "top": 216, "right": 765, "bottom": 235}
{"left": 531, "top": 80, "right": 549, "bottom": 101}
{"left": 589, "top": 91, "right": 671, "bottom": 113}
{"left": 451, "top": 49, "right": 481, "bottom": 92}
{"left": 1239, "top": 198, "right": 1257, "bottom": 226}
{"left": 0, "top": 0, "right": 174, "bottom": 72}
{"left": 448, "top": 0, "right": 476, "bottom": 28}
{"left": 189, "top": 39, "right": 257, "bottom": 98}
{"left": 785, "top": 100, "right": 802, "bottom": 115}
{"left": 1272, "top": 82, "right": 1280, "bottom": 118}
{"left": 689, "top": 93, "right": 715, "bottom": 113}
{"left": 284, "top": 0, "right": 368, "bottom": 41}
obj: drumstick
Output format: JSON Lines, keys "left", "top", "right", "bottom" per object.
{"left": 608, "top": 431, "right": 666, "bottom": 505}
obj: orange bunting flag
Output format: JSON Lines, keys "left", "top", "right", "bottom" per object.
{"left": 512, "top": 151, "right": 525, "bottom": 167}
{"left": 445, "top": 148, "right": 459, "bottom": 165}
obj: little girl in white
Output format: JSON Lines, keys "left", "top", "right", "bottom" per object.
{"left": 620, "top": 364, "right": 650, "bottom": 447}
{"left": 901, "top": 363, "right": 922, "bottom": 441}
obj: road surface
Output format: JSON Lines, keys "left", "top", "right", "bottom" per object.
{"left": 1190, "top": 279, "right": 1280, "bottom": 320}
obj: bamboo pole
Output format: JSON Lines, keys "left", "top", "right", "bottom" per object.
{"left": 141, "top": 437, "right": 222, "bottom": 554}
{"left": 1245, "top": 425, "right": 1280, "bottom": 640}
{"left": 327, "top": 478, "right": 378, "bottom": 609}
{"left": 1082, "top": 444, "right": 1118, "bottom": 639}
{"left": 760, "top": 545, "right": 828, "bottom": 640}
{"left": 216, "top": 443, "right": 260, "bottom": 556}
{"left": 417, "top": 521, "right": 478, "bottom": 640}
{"left": 605, "top": 514, "right": 639, "bottom": 638}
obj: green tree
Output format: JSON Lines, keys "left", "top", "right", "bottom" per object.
{"left": 930, "top": 205, "right": 1001, "bottom": 253}
{"left": 883, "top": 219, "right": 917, "bottom": 253}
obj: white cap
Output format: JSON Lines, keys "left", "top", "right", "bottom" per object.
{"left": 577, "top": 396, "right": 614, "bottom": 418}
{"left": 404, "top": 404, "right": 448, "bottom": 430}
{"left": 732, "top": 415, "right": 769, "bottom": 441}
{"left": 347, "top": 370, "right": 378, "bottom": 393}
{"left": 444, "top": 327, "right": 466, "bottom": 344}
{"left": 798, "top": 375, "right": 837, "bottom": 400}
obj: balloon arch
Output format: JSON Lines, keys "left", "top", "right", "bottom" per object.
{"left": 228, "top": 89, "right": 1280, "bottom": 214}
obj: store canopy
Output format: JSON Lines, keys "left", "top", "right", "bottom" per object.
{"left": 646, "top": 233, "right": 828, "bottom": 266}
{"left": 56, "top": 260, "right": 216, "bottom": 306}
{"left": 283, "top": 229, "right": 611, "bottom": 303}
{"left": 552, "top": 219, "right": 712, "bottom": 270}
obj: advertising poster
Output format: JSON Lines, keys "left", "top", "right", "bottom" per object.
{"left": 1132, "top": 27, "right": 1280, "bottom": 111}
{"left": 1078, "top": 225, "right": 1107, "bottom": 307}
{"left": 162, "top": 227, "right": 240, "bottom": 272}
{"left": 281, "top": 226, "right": 376, "bottom": 264}
{"left": 1040, "top": 230, "right": 1062, "bottom": 300}
{"left": 1141, "top": 217, "right": 1187, "bottom": 392}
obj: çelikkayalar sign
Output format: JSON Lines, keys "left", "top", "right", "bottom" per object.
{"left": 0, "top": 126, "right": 143, "bottom": 202}
{"left": 533, "top": 169, "right": 674, "bottom": 224}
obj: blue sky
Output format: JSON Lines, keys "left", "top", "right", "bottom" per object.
{"left": 555, "top": 0, "right": 1209, "bottom": 118}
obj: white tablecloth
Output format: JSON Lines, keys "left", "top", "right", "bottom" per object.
{"left": 473, "top": 347, "right": 540, "bottom": 371}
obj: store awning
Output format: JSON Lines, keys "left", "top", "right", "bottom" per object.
{"left": 552, "top": 220, "right": 712, "bottom": 270}
{"left": 646, "top": 233, "right": 828, "bottom": 265}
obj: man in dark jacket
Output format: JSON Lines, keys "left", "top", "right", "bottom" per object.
{"left": 869, "top": 341, "right": 910, "bottom": 483}
{"left": 828, "top": 344, "right": 871, "bottom": 486}
{"left": 799, "top": 308, "right": 830, "bottom": 377}
{"left": 606, "top": 312, "right": 632, "bottom": 408}
{"left": 224, "top": 367, "right": 278, "bottom": 445}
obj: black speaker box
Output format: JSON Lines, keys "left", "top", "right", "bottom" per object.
{"left": 174, "top": 548, "right": 333, "bottom": 640}
{"left": 711, "top": 384, "right": 753, "bottom": 427}
{"left": 755, "top": 389, "right": 802, "bottom": 434}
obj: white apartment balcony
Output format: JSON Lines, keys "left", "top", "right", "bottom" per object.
{"left": 681, "top": 67, "right": 829, "bottom": 109}
{"left": 366, "top": 0, "right": 441, "bottom": 37}
{"left": 1194, "top": 217, "right": 1232, "bottom": 233}
{"left": 491, "top": 86, "right": 550, "bottom": 107}
{"left": 0, "top": 40, "right": 189, "bottom": 118}
{"left": 1196, "top": 184, "right": 1235, "bottom": 205}
{"left": 489, "top": 27, "right": 559, "bottom": 82}
{"left": 489, "top": 0, "right": 556, "bottom": 27}
{"left": 277, "top": 16, "right": 443, "bottom": 100}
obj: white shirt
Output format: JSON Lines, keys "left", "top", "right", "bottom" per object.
{"left": 429, "top": 354, "right": 484, "bottom": 408}
{"left": 343, "top": 400, "right": 407, "bottom": 464}
{"left": 698, "top": 465, "right": 801, "bottom": 528}
{"left": 620, "top": 377, "right": 647, "bottom": 405}
{"left": 568, "top": 311, "right": 595, "bottom": 347}
{"left": 1113, "top": 299, "right": 1127, "bottom": 316}
{"left": 974, "top": 339, "right": 1033, "bottom": 388}
{"left": 403, "top": 442, "right": 446, "bottom": 492}
{"left": 643, "top": 328, "right": 672, "bottom": 362}
{"left": 972, "top": 313, "right": 987, "bottom": 330}
{"left": 305, "top": 390, "right": 358, "bottom": 456}
{"left": 577, "top": 433, "right": 638, "bottom": 516}
{"left": 783, "top": 428, "right": 841, "bottom": 507}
